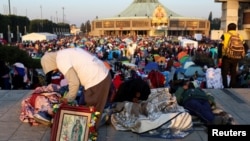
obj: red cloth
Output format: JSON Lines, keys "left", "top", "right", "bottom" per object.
{"left": 218, "top": 61, "right": 222, "bottom": 68}
{"left": 147, "top": 70, "right": 165, "bottom": 88}
{"left": 28, "top": 93, "right": 40, "bottom": 108}
{"left": 51, "top": 72, "right": 64, "bottom": 85}
{"left": 119, "top": 44, "right": 125, "bottom": 49}
{"left": 112, "top": 74, "right": 123, "bottom": 90}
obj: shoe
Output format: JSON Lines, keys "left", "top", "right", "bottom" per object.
{"left": 33, "top": 111, "right": 52, "bottom": 126}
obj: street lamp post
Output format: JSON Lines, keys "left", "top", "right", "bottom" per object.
{"left": 40, "top": 5, "right": 42, "bottom": 19}
{"left": 7, "top": 25, "right": 11, "bottom": 43}
{"left": 62, "top": 7, "right": 64, "bottom": 23}
{"left": 24, "top": 26, "right": 27, "bottom": 35}
{"left": 56, "top": 11, "right": 58, "bottom": 23}
{"left": 8, "top": 0, "right": 11, "bottom": 15}
{"left": 17, "top": 25, "right": 19, "bottom": 42}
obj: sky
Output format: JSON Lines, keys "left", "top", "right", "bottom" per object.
{"left": 1, "top": 0, "right": 222, "bottom": 27}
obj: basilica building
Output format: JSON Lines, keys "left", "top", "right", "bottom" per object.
{"left": 90, "top": 0, "right": 210, "bottom": 37}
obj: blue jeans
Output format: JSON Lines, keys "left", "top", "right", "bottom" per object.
{"left": 184, "top": 99, "right": 214, "bottom": 124}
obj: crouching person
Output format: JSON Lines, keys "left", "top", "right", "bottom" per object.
{"left": 40, "top": 48, "right": 112, "bottom": 129}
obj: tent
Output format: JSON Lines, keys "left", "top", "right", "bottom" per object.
{"left": 184, "top": 65, "right": 205, "bottom": 77}
{"left": 183, "top": 60, "right": 195, "bottom": 69}
{"left": 144, "top": 62, "right": 159, "bottom": 71}
{"left": 179, "top": 39, "right": 198, "bottom": 49}
{"left": 22, "top": 32, "right": 57, "bottom": 42}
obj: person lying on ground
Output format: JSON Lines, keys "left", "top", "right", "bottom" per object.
{"left": 174, "top": 80, "right": 233, "bottom": 125}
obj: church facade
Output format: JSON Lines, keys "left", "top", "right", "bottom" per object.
{"left": 90, "top": 0, "right": 210, "bottom": 37}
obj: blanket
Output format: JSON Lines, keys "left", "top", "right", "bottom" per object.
{"left": 19, "top": 84, "right": 61, "bottom": 126}
{"left": 111, "top": 88, "right": 193, "bottom": 138}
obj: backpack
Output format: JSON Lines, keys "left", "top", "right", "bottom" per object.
{"left": 225, "top": 32, "right": 245, "bottom": 59}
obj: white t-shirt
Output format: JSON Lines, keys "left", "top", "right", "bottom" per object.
{"left": 56, "top": 48, "right": 109, "bottom": 90}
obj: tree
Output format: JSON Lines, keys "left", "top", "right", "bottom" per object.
{"left": 0, "top": 45, "right": 41, "bottom": 68}
{"left": 80, "top": 23, "right": 85, "bottom": 33}
{"left": 86, "top": 20, "right": 91, "bottom": 33}
{"left": 29, "top": 20, "right": 70, "bottom": 34}
{"left": 0, "top": 14, "right": 30, "bottom": 42}
{"left": 80, "top": 21, "right": 91, "bottom": 34}
{"left": 211, "top": 18, "right": 221, "bottom": 30}
{"left": 207, "top": 11, "right": 221, "bottom": 31}
{"left": 208, "top": 11, "right": 212, "bottom": 22}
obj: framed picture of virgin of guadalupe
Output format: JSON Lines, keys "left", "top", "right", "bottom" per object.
{"left": 50, "top": 104, "right": 98, "bottom": 141}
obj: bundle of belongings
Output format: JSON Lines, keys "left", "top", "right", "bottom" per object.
{"left": 19, "top": 84, "right": 61, "bottom": 126}
{"left": 110, "top": 88, "right": 193, "bottom": 139}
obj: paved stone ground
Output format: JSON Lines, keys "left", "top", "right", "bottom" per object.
{"left": 0, "top": 88, "right": 249, "bottom": 141}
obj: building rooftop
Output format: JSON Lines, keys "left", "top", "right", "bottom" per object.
{"left": 115, "top": 0, "right": 181, "bottom": 18}
{"left": 115, "top": 0, "right": 181, "bottom": 17}
{"left": 96, "top": 0, "right": 206, "bottom": 21}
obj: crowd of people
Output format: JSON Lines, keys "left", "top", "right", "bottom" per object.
{"left": 3, "top": 23, "right": 249, "bottom": 133}
{"left": 1, "top": 32, "right": 216, "bottom": 90}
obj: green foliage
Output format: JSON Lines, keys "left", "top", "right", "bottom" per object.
{"left": 0, "top": 15, "right": 11, "bottom": 41}
{"left": 80, "top": 23, "right": 85, "bottom": 33}
{"left": 207, "top": 12, "right": 221, "bottom": 32}
{"left": 210, "top": 18, "right": 221, "bottom": 30}
{"left": 0, "top": 45, "right": 41, "bottom": 68}
{"left": 208, "top": 11, "right": 212, "bottom": 22}
{"left": 0, "top": 15, "right": 30, "bottom": 41}
{"left": 29, "top": 20, "right": 70, "bottom": 33}
{"left": 80, "top": 20, "right": 91, "bottom": 34}
{"left": 0, "top": 14, "right": 70, "bottom": 42}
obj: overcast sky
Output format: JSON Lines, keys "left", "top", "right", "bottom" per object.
{"left": 1, "top": 0, "right": 222, "bottom": 27}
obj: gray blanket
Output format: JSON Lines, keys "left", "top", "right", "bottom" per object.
{"left": 111, "top": 88, "right": 193, "bottom": 134}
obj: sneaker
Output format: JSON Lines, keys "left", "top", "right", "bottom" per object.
{"left": 33, "top": 111, "right": 52, "bottom": 126}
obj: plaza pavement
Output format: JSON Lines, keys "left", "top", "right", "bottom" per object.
{"left": 0, "top": 88, "right": 249, "bottom": 141}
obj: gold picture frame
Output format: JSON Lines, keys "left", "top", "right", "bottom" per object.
{"left": 51, "top": 105, "right": 95, "bottom": 141}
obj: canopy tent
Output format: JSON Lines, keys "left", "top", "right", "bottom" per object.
{"left": 183, "top": 60, "right": 195, "bottom": 69}
{"left": 184, "top": 65, "right": 205, "bottom": 77}
{"left": 144, "top": 62, "right": 159, "bottom": 71}
{"left": 179, "top": 55, "right": 190, "bottom": 65}
{"left": 155, "top": 56, "right": 166, "bottom": 63}
{"left": 22, "top": 32, "right": 57, "bottom": 42}
{"left": 179, "top": 39, "right": 198, "bottom": 49}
